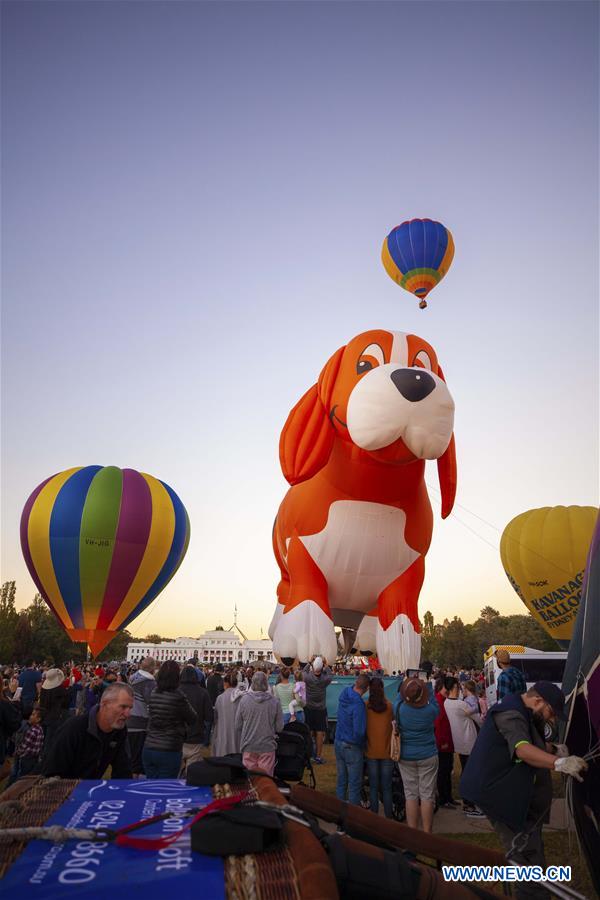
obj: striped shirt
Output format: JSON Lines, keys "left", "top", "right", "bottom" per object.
{"left": 16, "top": 723, "right": 44, "bottom": 758}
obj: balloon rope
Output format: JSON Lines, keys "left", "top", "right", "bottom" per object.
{"left": 426, "top": 481, "right": 583, "bottom": 577}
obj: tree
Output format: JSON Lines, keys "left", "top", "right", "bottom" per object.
{"left": 215, "top": 625, "right": 225, "bottom": 631}
{"left": 437, "top": 617, "right": 479, "bottom": 668}
{"left": 143, "top": 634, "right": 163, "bottom": 644}
{"left": 422, "top": 611, "right": 435, "bottom": 637}
{"left": 420, "top": 611, "right": 443, "bottom": 663}
{"left": 501, "top": 614, "right": 556, "bottom": 652}
{"left": 13, "top": 612, "right": 33, "bottom": 661}
{"left": 480, "top": 606, "right": 500, "bottom": 623}
{"left": 0, "top": 581, "right": 19, "bottom": 662}
{"left": 97, "top": 630, "right": 134, "bottom": 661}
{"left": 21, "top": 594, "right": 87, "bottom": 664}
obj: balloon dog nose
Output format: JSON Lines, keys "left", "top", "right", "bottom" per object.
{"left": 390, "top": 368, "right": 436, "bottom": 402}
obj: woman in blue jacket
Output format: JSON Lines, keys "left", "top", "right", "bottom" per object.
{"left": 395, "top": 676, "right": 439, "bottom": 833}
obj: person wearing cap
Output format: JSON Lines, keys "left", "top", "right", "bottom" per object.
{"left": 461, "top": 681, "right": 588, "bottom": 899}
{"left": 303, "top": 656, "right": 333, "bottom": 764}
{"left": 39, "top": 668, "right": 70, "bottom": 756}
{"left": 395, "top": 676, "right": 439, "bottom": 833}
{"left": 495, "top": 648, "right": 527, "bottom": 701}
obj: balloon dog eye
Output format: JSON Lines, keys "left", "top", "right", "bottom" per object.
{"left": 356, "top": 354, "right": 379, "bottom": 375}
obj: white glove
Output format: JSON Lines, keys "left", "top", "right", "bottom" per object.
{"left": 554, "top": 756, "right": 588, "bottom": 782}
{"left": 553, "top": 743, "right": 570, "bottom": 758}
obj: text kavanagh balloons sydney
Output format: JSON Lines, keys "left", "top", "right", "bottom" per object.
{"left": 500, "top": 505, "right": 597, "bottom": 649}
{"left": 21, "top": 466, "right": 190, "bottom": 656}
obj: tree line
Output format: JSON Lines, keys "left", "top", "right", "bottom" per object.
{"left": 420, "top": 605, "right": 558, "bottom": 668}
{"left": 1, "top": 581, "right": 560, "bottom": 668}
{"left": 0, "top": 581, "right": 134, "bottom": 664}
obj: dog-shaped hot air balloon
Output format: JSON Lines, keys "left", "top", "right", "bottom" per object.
{"left": 269, "top": 329, "right": 457, "bottom": 673}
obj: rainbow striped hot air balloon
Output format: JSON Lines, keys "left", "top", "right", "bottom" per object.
{"left": 20, "top": 466, "right": 190, "bottom": 656}
{"left": 382, "top": 218, "right": 454, "bottom": 309}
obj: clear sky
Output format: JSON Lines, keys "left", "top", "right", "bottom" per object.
{"left": 2, "top": 1, "right": 598, "bottom": 641}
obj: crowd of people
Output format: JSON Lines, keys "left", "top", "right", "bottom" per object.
{"left": 0, "top": 651, "right": 522, "bottom": 804}
{"left": 0, "top": 655, "right": 336, "bottom": 784}
{"left": 0, "top": 647, "right": 589, "bottom": 898}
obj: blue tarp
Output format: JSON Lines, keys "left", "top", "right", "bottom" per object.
{"left": 268, "top": 674, "right": 401, "bottom": 720}
{"left": 1, "top": 779, "right": 224, "bottom": 899}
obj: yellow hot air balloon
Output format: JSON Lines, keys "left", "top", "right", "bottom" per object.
{"left": 500, "top": 505, "right": 598, "bottom": 648}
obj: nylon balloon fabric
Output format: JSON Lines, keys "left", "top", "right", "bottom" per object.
{"left": 381, "top": 219, "right": 454, "bottom": 308}
{"left": 20, "top": 466, "right": 190, "bottom": 656}
{"left": 500, "top": 505, "right": 597, "bottom": 649}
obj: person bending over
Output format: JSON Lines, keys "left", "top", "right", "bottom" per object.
{"left": 40, "top": 684, "right": 134, "bottom": 779}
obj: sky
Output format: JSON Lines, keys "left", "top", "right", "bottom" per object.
{"left": 2, "top": 1, "right": 598, "bottom": 643}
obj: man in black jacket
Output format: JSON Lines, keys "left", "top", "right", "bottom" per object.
{"left": 461, "top": 683, "right": 587, "bottom": 899}
{"left": 40, "top": 684, "right": 133, "bottom": 779}
{"left": 205, "top": 664, "right": 224, "bottom": 745}
{"left": 206, "top": 664, "right": 224, "bottom": 706}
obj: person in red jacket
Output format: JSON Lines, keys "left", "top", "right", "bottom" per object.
{"left": 434, "top": 676, "right": 457, "bottom": 808}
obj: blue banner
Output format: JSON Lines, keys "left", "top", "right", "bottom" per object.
{"left": 2, "top": 779, "right": 224, "bottom": 899}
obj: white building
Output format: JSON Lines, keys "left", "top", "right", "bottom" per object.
{"left": 126, "top": 630, "right": 275, "bottom": 666}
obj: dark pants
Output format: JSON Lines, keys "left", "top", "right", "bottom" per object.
{"left": 367, "top": 758, "right": 394, "bottom": 817}
{"left": 128, "top": 731, "right": 147, "bottom": 775}
{"left": 142, "top": 748, "right": 182, "bottom": 778}
{"left": 335, "top": 742, "right": 363, "bottom": 805}
{"left": 437, "top": 751, "right": 455, "bottom": 804}
{"left": 7, "top": 755, "right": 38, "bottom": 786}
{"left": 458, "top": 754, "right": 477, "bottom": 808}
{"left": 43, "top": 718, "right": 67, "bottom": 756}
{"left": 491, "top": 820, "right": 549, "bottom": 899}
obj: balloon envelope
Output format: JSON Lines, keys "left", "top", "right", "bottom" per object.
{"left": 20, "top": 466, "right": 190, "bottom": 656}
{"left": 381, "top": 218, "right": 454, "bottom": 307}
{"left": 500, "top": 505, "right": 598, "bottom": 648}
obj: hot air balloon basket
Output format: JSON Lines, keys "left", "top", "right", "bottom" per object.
{"left": 0, "top": 777, "right": 79, "bottom": 878}
{"left": 0, "top": 776, "right": 329, "bottom": 899}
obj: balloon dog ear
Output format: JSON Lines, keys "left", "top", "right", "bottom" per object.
{"left": 437, "top": 434, "right": 457, "bottom": 519}
{"left": 435, "top": 364, "right": 457, "bottom": 518}
{"left": 280, "top": 346, "right": 345, "bottom": 485}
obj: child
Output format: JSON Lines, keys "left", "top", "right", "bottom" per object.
{"left": 462, "top": 681, "right": 483, "bottom": 727}
{"left": 289, "top": 670, "right": 306, "bottom": 723}
{"left": 9, "top": 706, "right": 44, "bottom": 784}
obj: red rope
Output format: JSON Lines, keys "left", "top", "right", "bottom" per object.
{"left": 114, "top": 791, "right": 249, "bottom": 850}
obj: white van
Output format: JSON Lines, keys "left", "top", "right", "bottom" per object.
{"left": 483, "top": 645, "right": 568, "bottom": 710}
